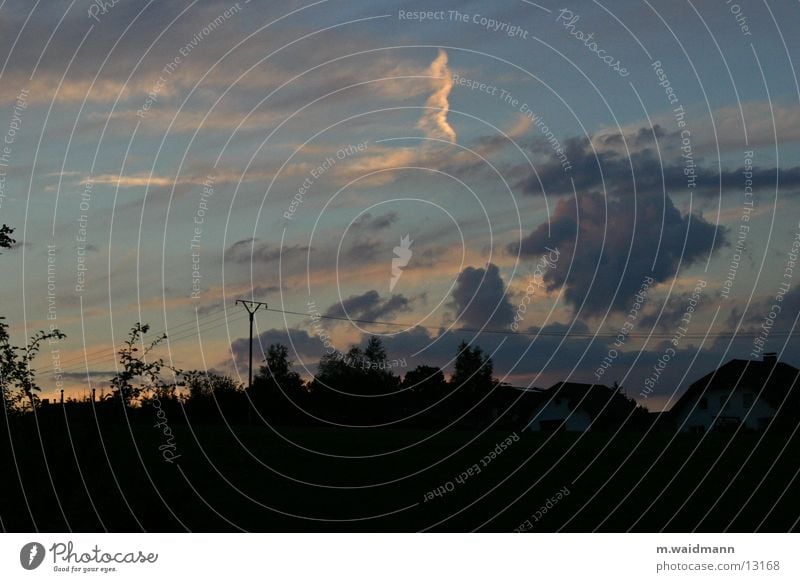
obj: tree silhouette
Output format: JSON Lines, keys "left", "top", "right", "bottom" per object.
{"left": 451, "top": 340, "right": 494, "bottom": 390}
{"left": 183, "top": 370, "right": 242, "bottom": 400}
{"left": 0, "top": 224, "right": 15, "bottom": 252}
{"left": 0, "top": 224, "right": 65, "bottom": 413}
{"left": 260, "top": 343, "right": 303, "bottom": 392}
{"left": 450, "top": 341, "right": 496, "bottom": 427}
{"left": 0, "top": 322, "right": 65, "bottom": 413}
{"left": 314, "top": 345, "right": 364, "bottom": 391}
{"left": 109, "top": 323, "right": 179, "bottom": 406}
{"left": 401, "top": 364, "right": 447, "bottom": 426}
{"left": 310, "top": 337, "right": 403, "bottom": 422}
{"left": 248, "top": 343, "right": 307, "bottom": 423}
{"left": 182, "top": 369, "right": 244, "bottom": 422}
{"left": 363, "top": 336, "right": 399, "bottom": 394}
{"left": 364, "top": 336, "right": 387, "bottom": 363}
{"left": 402, "top": 365, "right": 447, "bottom": 393}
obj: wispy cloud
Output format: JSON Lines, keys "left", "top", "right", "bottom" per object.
{"left": 416, "top": 49, "right": 456, "bottom": 143}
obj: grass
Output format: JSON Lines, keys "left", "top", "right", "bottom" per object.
{"left": 2, "top": 420, "right": 800, "bottom": 532}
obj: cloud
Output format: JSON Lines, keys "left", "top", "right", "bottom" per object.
{"left": 323, "top": 289, "right": 413, "bottom": 322}
{"left": 590, "top": 101, "right": 800, "bottom": 156}
{"left": 322, "top": 48, "right": 465, "bottom": 189}
{"left": 517, "top": 129, "right": 800, "bottom": 201}
{"left": 225, "top": 238, "right": 309, "bottom": 265}
{"left": 639, "top": 287, "right": 722, "bottom": 331}
{"left": 226, "top": 300, "right": 800, "bottom": 412}
{"left": 352, "top": 211, "right": 398, "bottom": 231}
{"left": 342, "top": 237, "right": 385, "bottom": 265}
{"left": 231, "top": 328, "right": 321, "bottom": 370}
{"left": 729, "top": 285, "right": 800, "bottom": 337}
{"left": 87, "top": 173, "right": 178, "bottom": 189}
{"left": 0, "top": 74, "right": 132, "bottom": 105}
{"left": 510, "top": 191, "right": 723, "bottom": 315}
{"left": 416, "top": 49, "right": 456, "bottom": 143}
{"left": 448, "top": 263, "right": 515, "bottom": 329}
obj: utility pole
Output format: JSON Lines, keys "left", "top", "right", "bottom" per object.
{"left": 235, "top": 299, "right": 268, "bottom": 389}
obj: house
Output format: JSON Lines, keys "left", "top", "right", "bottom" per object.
{"left": 670, "top": 354, "right": 800, "bottom": 432}
{"left": 527, "top": 382, "right": 647, "bottom": 431}
{"left": 487, "top": 385, "right": 546, "bottom": 430}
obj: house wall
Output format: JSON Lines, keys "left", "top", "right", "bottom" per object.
{"left": 528, "top": 399, "right": 592, "bottom": 431}
{"left": 677, "top": 388, "right": 776, "bottom": 431}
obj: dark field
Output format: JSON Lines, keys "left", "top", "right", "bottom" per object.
{"left": 3, "top": 415, "right": 800, "bottom": 532}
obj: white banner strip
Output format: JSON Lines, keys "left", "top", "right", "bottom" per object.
{"left": 1, "top": 533, "right": 797, "bottom": 581}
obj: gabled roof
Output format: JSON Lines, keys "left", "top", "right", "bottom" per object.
{"left": 487, "top": 384, "right": 546, "bottom": 415}
{"left": 541, "top": 381, "right": 640, "bottom": 422}
{"left": 672, "top": 358, "right": 800, "bottom": 413}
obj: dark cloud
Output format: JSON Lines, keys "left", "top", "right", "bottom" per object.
{"left": 510, "top": 191, "right": 723, "bottom": 315}
{"left": 195, "top": 302, "right": 225, "bottom": 318}
{"left": 517, "top": 133, "right": 800, "bottom": 199}
{"left": 448, "top": 263, "right": 515, "bottom": 329}
{"left": 324, "top": 290, "right": 413, "bottom": 322}
{"left": 352, "top": 211, "right": 398, "bottom": 231}
{"left": 728, "top": 285, "right": 800, "bottom": 335}
{"left": 225, "top": 238, "right": 309, "bottom": 264}
{"left": 343, "top": 238, "right": 384, "bottom": 265}
{"left": 232, "top": 327, "right": 321, "bottom": 370}
{"left": 413, "top": 246, "right": 446, "bottom": 269}
{"left": 228, "top": 311, "right": 800, "bottom": 407}
{"left": 517, "top": 135, "right": 679, "bottom": 197}
{"left": 640, "top": 288, "right": 722, "bottom": 331}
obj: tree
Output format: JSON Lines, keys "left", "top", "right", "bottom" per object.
{"left": 182, "top": 370, "right": 242, "bottom": 400}
{"left": 1, "top": 224, "right": 66, "bottom": 413}
{"left": 363, "top": 336, "right": 399, "bottom": 394}
{"left": 451, "top": 341, "right": 494, "bottom": 390}
{"left": 181, "top": 369, "right": 244, "bottom": 422}
{"left": 0, "top": 321, "right": 65, "bottom": 413}
{"left": 310, "top": 337, "right": 402, "bottom": 422}
{"left": 0, "top": 224, "right": 15, "bottom": 252}
{"left": 258, "top": 343, "right": 303, "bottom": 392}
{"left": 402, "top": 365, "right": 447, "bottom": 394}
{"left": 248, "top": 343, "right": 307, "bottom": 424}
{"left": 448, "top": 341, "right": 496, "bottom": 427}
{"left": 364, "top": 336, "right": 387, "bottom": 364}
{"left": 401, "top": 365, "right": 448, "bottom": 425}
{"left": 314, "top": 345, "right": 364, "bottom": 390}
{"left": 109, "top": 323, "right": 179, "bottom": 406}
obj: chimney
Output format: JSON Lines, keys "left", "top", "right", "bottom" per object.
{"left": 763, "top": 352, "right": 777, "bottom": 365}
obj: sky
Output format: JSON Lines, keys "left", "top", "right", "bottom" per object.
{"left": 1, "top": 0, "right": 799, "bottom": 411}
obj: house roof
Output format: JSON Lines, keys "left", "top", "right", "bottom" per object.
{"left": 671, "top": 358, "right": 800, "bottom": 414}
{"left": 540, "top": 381, "right": 641, "bottom": 422}
{"left": 488, "top": 384, "right": 546, "bottom": 415}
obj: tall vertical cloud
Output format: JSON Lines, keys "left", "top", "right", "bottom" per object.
{"left": 449, "top": 263, "right": 515, "bottom": 328}
{"left": 416, "top": 49, "right": 456, "bottom": 143}
{"left": 510, "top": 192, "right": 722, "bottom": 315}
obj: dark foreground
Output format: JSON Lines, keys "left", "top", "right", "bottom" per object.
{"left": 2, "top": 414, "right": 800, "bottom": 532}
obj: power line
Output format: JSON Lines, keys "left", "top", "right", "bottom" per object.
{"left": 36, "top": 302, "right": 799, "bottom": 382}
{"left": 34, "top": 305, "right": 228, "bottom": 372}
{"left": 37, "top": 306, "right": 247, "bottom": 376}
{"left": 263, "top": 306, "right": 799, "bottom": 340}
{"left": 235, "top": 299, "right": 268, "bottom": 390}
